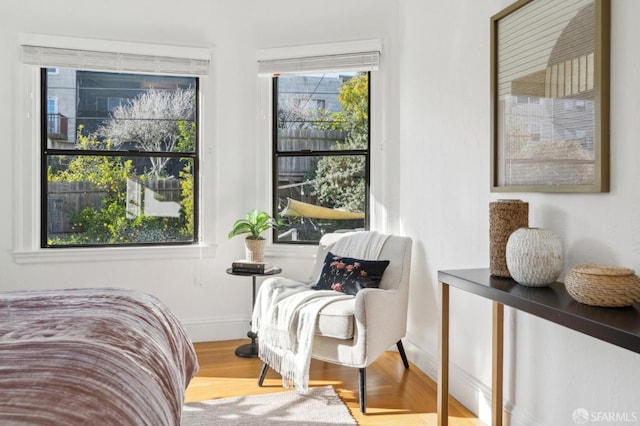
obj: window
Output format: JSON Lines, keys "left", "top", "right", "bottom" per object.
{"left": 292, "top": 97, "right": 326, "bottom": 110}
{"left": 107, "top": 97, "right": 129, "bottom": 112}
{"left": 563, "top": 99, "right": 587, "bottom": 111}
{"left": 47, "top": 97, "right": 58, "bottom": 114}
{"left": 260, "top": 42, "right": 380, "bottom": 244}
{"left": 42, "top": 69, "right": 198, "bottom": 247}
{"left": 516, "top": 95, "right": 540, "bottom": 104}
{"left": 272, "top": 72, "right": 370, "bottom": 243}
{"left": 20, "top": 37, "right": 209, "bottom": 250}
{"left": 46, "top": 96, "right": 63, "bottom": 137}
{"left": 529, "top": 122, "right": 541, "bottom": 142}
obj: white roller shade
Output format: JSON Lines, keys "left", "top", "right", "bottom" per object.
{"left": 257, "top": 39, "right": 381, "bottom": 77}
{"left": 20, "top": 34, "right": 210, "bottom": 76}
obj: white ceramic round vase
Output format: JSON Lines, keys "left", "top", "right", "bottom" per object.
{"left": 506, "top": 227, "right": 563, "bottom": 287}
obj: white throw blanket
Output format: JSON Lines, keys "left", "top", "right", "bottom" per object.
{"left": 252, "top": 231, "right": 390, "bottom": 391}
{"left": 332, "top": 230, "right": 389, "bottom": 259}
{"left": 252, "top": 281, "right": 352, "bottom": 391}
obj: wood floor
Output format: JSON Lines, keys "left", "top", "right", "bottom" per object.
{"left": 185, "top": 339, "right": 481, "bottom": 425}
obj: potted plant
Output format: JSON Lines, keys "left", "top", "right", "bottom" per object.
{"left": 228, "top": 209, "right": 276, "bottom": 262}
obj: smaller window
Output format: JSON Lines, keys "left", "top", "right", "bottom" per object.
{"left": 291, "top": 97, "right": 326, "bottom": 110}
{"left": 516, "top": 95, "right": 540, "bottom": 104}
{"left": 46, "top": 97, "right": 64, "bottom": 138}
{"left": 563, "top": 99, "right": 587, "bottom": 110}
{"left": 529, "top": 123, "right": 541, "bottom": 142}
{"left": 47, "top": 97, "right": 58, "bottom": 114}
{"left": 107, "top": 97, "right": 130, "bottom": 112}
{"left": 272, "top": 72, "right": 370, "bottom": 244}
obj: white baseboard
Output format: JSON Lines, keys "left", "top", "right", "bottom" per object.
{"left": 402, "top": 338, "right": 493, "bottom": 425}
{"left": 182, "top": 316, "right": 251, "bottom": 343}
{"left": 504, "top": 401, "right": 543, "bottom": 426}
{"left": 403, "top": 338, "right": 544, "bottom": 426}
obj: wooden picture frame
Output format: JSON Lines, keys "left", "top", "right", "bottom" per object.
{"left": 490, "top": 0, "right": 610, "bottom": 192}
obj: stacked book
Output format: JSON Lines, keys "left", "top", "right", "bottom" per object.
{"left": 231, "top": 260, "right": 275, "bottom": 274}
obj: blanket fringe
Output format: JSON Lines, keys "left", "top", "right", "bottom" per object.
{"left": 258, "top": 340, "right": 309, "bottom": 391}
{"left": 255, "top": 282, "right": 351, "bottom": 391}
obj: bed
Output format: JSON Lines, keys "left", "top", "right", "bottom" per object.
{"left": 0, "top": 287, "right": 199, "bottom": 425}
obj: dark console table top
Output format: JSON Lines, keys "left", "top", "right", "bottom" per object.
{"left": 438, "top": 268, "right": 640, "bottom": 354}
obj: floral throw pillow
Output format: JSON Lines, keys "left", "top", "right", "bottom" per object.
{"left": 312, "top": 252, "right": 390, "bottom": 295}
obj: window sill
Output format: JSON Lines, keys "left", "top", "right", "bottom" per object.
{"left": 12, "top": 244, "right": 217, "bottom": 265}
{"left": 264, "top": 242, "right": 317, "bottom": 260}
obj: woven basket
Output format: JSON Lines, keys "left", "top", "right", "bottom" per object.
{"left": 489, "top": 200, "right": 528, "bottom": 277}
{"left": 565, "top": 264, "right": 640, "bottom": 307}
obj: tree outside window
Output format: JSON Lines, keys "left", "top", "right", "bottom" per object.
{"left": 273, "top": 72, "right": 370, "bottom": 243}
{"left": 43, "top": 69, "right": 198, "bottom": 247}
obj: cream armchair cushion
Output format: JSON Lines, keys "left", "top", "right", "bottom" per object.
{"left": 315, "top": 298, "right": 354, "bottom": 339}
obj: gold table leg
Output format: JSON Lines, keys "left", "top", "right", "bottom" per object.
{"left": 492, "top": 301, "right": 504, "bottom": 426}
{"left": 437, "top": 282, "right": 449, "bottom": 426}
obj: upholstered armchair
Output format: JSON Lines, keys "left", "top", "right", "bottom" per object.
{"left": 257, "top": 232, "right": 413, "bottom": 413}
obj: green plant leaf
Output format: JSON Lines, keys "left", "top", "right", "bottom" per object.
{"left": 228, "top": 209, "right": 275, "bottom": 239}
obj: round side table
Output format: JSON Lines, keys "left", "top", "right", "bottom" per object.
{"left": 226, "top": 267, "right": 282, "bottom": 357}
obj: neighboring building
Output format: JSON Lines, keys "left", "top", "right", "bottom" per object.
{"left": 75, "top": 71, "right": 194, "bottom": 137}
{"left": 46, "top": 68, "right": 76, "bottom": 148}
{"left": 277, "top": 74, "right": 347, "bottom": 116}
{"left": 45, "top": 69, "right": 194, "bottom": 146}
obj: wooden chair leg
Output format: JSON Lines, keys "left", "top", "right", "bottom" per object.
{"left": 257, "top": 362, "right": 269, "bottom": 386}
{"left": 397, "top": 340, "right": 410, "bottom": 369}
{"left": 358, "top": 367, "right": 366, "bottom": 413}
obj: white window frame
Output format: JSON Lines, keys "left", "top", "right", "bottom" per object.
{"left": 13, "top": 34, "right": 217, "bottom": 264}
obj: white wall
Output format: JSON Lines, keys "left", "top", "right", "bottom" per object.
{"left": 0, "top": 0, "right": 398, "bottom": 341}
{"left": 397, "top": 0, "right": 640, "bottom": 425}
{"left": 1, "top": 1, "right": 638, "bottom": 425}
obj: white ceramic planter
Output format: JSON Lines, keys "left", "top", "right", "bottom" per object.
{"left": 506, "top": 227, "right": 563, "bottom": 287}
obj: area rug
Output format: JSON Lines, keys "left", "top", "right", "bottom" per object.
{"left": 181, "top": 385, "right": 356, "bottom": 425}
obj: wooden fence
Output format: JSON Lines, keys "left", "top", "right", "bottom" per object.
{"left": 47, "top": 178, "right": 181, "bottom": 235}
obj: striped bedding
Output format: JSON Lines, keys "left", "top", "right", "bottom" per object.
{"left": 0, "top": 288, "right": 199, "bottom": 425}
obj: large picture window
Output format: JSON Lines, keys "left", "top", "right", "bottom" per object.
{"left": 272, "top": 71, "right": 370, "bottom": 243}
{"left": 42, "top": 68, "right": 198, "bottom": 247}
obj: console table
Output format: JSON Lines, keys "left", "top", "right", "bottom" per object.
{"left": 437, "top": 268, "right": 640, "bottom": 426}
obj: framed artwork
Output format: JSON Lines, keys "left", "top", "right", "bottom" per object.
{"left": 490, "top": 0, "right": 610, "bottom": 192}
